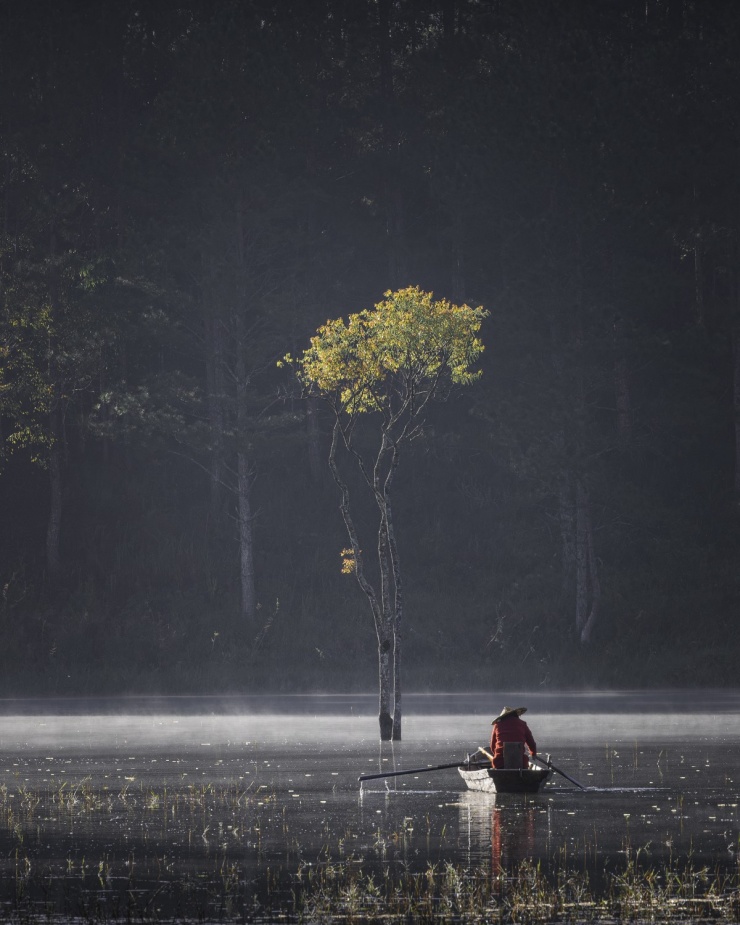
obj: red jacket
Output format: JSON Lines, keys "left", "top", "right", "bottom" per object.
{"left": 490, "top": 715, "right": 537, "bottom": 769}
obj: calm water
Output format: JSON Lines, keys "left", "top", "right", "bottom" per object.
{"left": 0, "top": 691, "right": 737, "bottom": 919}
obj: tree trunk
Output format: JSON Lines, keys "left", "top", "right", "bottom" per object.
{"left": 205, "top": 313, "right": 227, "bottom": 519}
{"left": 575, "top": 478, "right": 589, "bottom": 634}
{"left": 391, "top": 638, "right": 401, "bottom": 740}
{"left": 46, "top": 410, "right": 62, "bottom": 588}
{"left": 387, "top": 506, "right": 402, "bottom": 741}
{"left": 733, "top": 323, "right": 740, "bottom": 507}
{"left": 580, "top": 505, "right": 601, "bottom": 644}
{"left": 236, "top": 441, "right": 256, "bottom": 624}
{"left": 378, "top": 632, "right": 394, "bottom": 741}
{"left": 328, "top": 421, "right": 398, "bottom": 740}
{"left": 234, "top": 310, "right": 256, "bottom": 625}
{"left": 558, "top": 466, "right": 576, "bottom": 595}
{"left": 234, "top": 202, "right": 256, "bottom": 626}
{"left": 374, "top": 435, "right": 402, "bottom": 741}
{"left": 377, "top": 510, "right": 397, "bottom": 741}
{"left": 46, "top": 216, "right": 62, "bottom": 589}
{"left": 575, "top": 478, "right": 601, "bottom": 643}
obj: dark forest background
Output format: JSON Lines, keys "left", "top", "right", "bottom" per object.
{"left": 1, "top": 0, "right": 739, "bottom": 696}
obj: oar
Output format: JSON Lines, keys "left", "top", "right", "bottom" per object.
{"left": 530, "top": 753, "right": 587, "bottom": 791}
{"left": 358, "top": 758, "right": 470, "bottom": 782}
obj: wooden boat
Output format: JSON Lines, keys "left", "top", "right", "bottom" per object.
{"left": 458, "top": 756, "right": 552, "bottom": 794}
{"left": 458, "top": 763, "right": 551, "bottom": 793}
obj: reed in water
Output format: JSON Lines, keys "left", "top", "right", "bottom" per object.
{"left": 295, "top": 856, "right": 740, "bottom": 923}
{"left": 0, "top": 779, "right": 738, "bottom": 922}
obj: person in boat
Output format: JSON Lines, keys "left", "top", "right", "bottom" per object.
{"left": 489, "top": 705, "right": 537, "bottom": 769}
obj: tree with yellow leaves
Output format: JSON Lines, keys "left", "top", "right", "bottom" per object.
{"left": 288, "top": 287, "right": 487, "bottom": 740}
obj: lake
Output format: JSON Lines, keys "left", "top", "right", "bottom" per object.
{"left": 0, "top": 691, "right": 737, "bottom": 921}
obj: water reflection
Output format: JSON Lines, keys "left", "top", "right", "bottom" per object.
{"left": 491, "top": 803, "right": 536, "bottom": 875}
{"left": 458, "top": 792, "right": 541, "bottom": 876}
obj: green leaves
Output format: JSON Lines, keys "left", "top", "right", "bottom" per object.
{"left": 290, "top": 286, "right": 487, "bottom": 415}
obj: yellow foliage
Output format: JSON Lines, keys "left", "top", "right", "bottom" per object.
{"left": 340, "top": 547, "right": 357, "bottom": 574}
{"left": 288, "top": 286, "right": 487, "bottom": 413}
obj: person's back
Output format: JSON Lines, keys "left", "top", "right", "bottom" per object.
{"left": 489, "top": 706, "right": 536, "bottom": 769}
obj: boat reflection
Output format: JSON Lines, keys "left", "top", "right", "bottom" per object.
{"left": 458, "top": 791, "right": 545, "bottom": 875}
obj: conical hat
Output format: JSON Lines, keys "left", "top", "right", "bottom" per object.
{"left": 491, "top": 705, "right": 527, "bottom": 724}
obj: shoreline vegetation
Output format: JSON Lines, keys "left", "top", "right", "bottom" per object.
{"left": 0, "top": 777, "right": 737, "bottom": 923}
{"left": 2, "top": 857, "right": 740, "bottom": 923}
{"left": 296, "top": 859, "right": 740, "bottom": 923}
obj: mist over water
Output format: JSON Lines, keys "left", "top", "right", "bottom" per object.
{"left": 0, "top": 691, "right": 737, "bottom": 919}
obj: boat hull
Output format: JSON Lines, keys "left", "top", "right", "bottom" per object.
{"left": 458, "top": 765, "right": 551, "bottom": 794}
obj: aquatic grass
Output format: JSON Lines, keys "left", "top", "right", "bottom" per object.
{"left": 0, "top": 778, "right": 738, "bottom": 922}
{"left": 295, "top": 857, "right": 740, "bottom": 924}
{"left": 1, "top": 851, "right": 740, "bottom": 923}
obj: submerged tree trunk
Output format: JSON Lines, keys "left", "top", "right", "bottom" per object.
{"left": 391, "top": 641, "right": 401, "bottom": 740}
{"left": 376, "top": 512, "right": 401, "bottom": 740}
{"left": 387, "top": 506, "right": 402, "bottom": 741}
{"left": 376, "top": 508, "right": 399, "bottom": 741}
{"left": 375, "top": 437, "right": 402, "bottom": 740}
{"left": 378, "top": 633, "right": 394, "bottom": 740}
{"left": 575, "top": 478, "right": 601, "bottom": 643}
